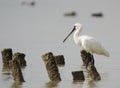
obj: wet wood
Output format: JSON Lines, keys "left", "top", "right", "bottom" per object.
{"left": 13, "top": 52, "right": 27, "bottom": 68}
{"left": 88, "top": 64, "right": 101, "bottom": 81}
{"left": 42, "top": 52, "right": 61, "bottom": 81}
{"left": 80, "top": 50, "right": 94, "bottom": 67}
{"left": 80, "top": 50, "right": 101, "bottom": 81}
{"left": 80, "top": 50, "right": 89, "bottom": 66}
{"left": 72, "top": 71, "right": 85, "bottom": 81}
{"left": 11, "top": 59, "right": 25, "bottom": 83}
{"left": 54, "top": 55, "right": 65, "bottom": 66}
{"left": 81, "top": 50, "right": 94, "bottom": 68}
{"left": 1, "top": 48, "right": 13, "bottom": 71}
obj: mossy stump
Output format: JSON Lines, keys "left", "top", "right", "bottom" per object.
{"left": 54, "top": 55, "right": 65, "bottom": 66}
{"left": 11, "top": 59, "right": 25, "bottom": 83}
{"left": 42, "top": 52, "right": 61, "bottom": 81}
{"left": 13, "top": 52, "right": 26, "bottom": 68}
{"left": 72, "top": 71, "right": 85, "bottom": 81}
{"left": 80, "top": 50, "right": 101, "bottom": 81}
{"left": 88, "top": 65, "right": 101, "bottom": 81}
{"left": 80, "top": 50, "right": 94, "bottom": 66}
{"left": 1, "top": 48, "right": 13, "bottom": 71}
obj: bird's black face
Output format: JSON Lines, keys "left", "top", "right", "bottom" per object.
{"left": 63, "top": 26, "right": 76, "bottom": 43}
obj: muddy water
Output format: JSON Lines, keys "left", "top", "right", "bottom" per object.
{"left": 0, "top": 0, "right": 120, "bottom": 88}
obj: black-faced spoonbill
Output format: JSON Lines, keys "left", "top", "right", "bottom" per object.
{"left": 63, "top": 23, "right": 110, "bottom": 68}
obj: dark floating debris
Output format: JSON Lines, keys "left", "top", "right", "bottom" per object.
{"left": 91, "top": 12, "right": 103, "bottom": 17}
{"left": 30, "top": 1, "right": 35, "bottom": 6}
{"left": 21, "top": 1, "right": 35, "bottom": 6}
{"left": 64, "top": 11, "right": 77, "bottom": 17}
{"left": 42, "top": 52, "right": 61, "bottom": 81}
{"left": 72, "top": 71, "right": 85, "bottom": 81}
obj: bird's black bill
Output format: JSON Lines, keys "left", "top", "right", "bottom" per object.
{"left": 63, "top": 26, "right": 75, "bottom": 43}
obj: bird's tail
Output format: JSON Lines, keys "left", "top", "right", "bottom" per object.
{"left": 103, "top": 49, "right": 110, "bottom": 57}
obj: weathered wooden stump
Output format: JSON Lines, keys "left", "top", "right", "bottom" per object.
{"left": 80, "top": 50, "right": 101, "bottom": 81}
{"left": 42, "top": 52, "right": 61, "bottom": 81}
{"left": 54, "top": 55, "right": 65, "bottom": 66}
{"left": 81, "top": 50, "right": 88, "bottom": 66}
{"left": 11, "top": 59, "right": 25, "bottom": 83}
{"left": 72, "top": 71, "right": 85, "bottom": 81}
{"left": 13, "top": 52, "right": 26, "bottom": 68}
{"left": 80, "top": 50, "right": 94, "bottom": 67}
{"left": 1, "top": 48, "right": 13, "bottom": 71}
{"left": 88, "top": 65, "right": 101, "bottom": 81}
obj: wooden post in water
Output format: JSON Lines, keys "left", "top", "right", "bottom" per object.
{"left": 42, "top": 52, "right": 61, "bottom": 81}
{"left": 80, "top": 50, "right": 101, "bottom": 81}
{"left": 80, "top": 50, "right": 88, "bottom": 66}
{"left": 1, "top": 48, "right": 13, "bottom": 71}
{"left": 13, "top": 52, "right": 27, "bottom": 68}
{"left": 11, "top": 59, "right": 25, "bottom": 83}
{"left": 72, "top": 71, "right": 85, "bottom": 81}
{"left": 54, "top": 55, "right": 65, "bottom": 66}
{"left": 88, "top": 64, "right": 101, "bottom": 81}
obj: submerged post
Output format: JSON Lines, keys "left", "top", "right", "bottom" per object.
{"left": 80, "top": 50, "right": 101, "bottom": 81}
{"left": 72, "top": 71, "right": 85, "bottom": 81}
{"left": 1, "top": 48, "right": 13, "bottom": 71}
{"left": 42, "top": 52, "right": 61, "bottom": 81}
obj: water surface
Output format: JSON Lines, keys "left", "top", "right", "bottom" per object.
{"left": 0, "top": 0, "right": 120, "bottom": 88}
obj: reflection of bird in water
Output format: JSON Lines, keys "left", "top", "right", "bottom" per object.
{"left": 63, "top": 23, "right": 110, "bottom": 69}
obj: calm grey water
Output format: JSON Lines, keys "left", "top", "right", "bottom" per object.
{"left": 0, "top": 0, "right": 120, "bottom": 88}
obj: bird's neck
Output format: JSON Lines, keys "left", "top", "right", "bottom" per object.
{"left": 73, "top": 28, "right": 81, "bottom": 45}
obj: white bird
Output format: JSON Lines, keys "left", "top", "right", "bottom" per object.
{"left": 63, "top": 23, "right": 110, "bottom": 57}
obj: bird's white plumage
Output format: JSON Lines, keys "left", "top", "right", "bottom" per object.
{"left": 73, "top": 23, "right": 110, "bottom": 57}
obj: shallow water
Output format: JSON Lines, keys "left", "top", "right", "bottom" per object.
{"left": 0, "top": 0, "right": 120, "bottom": 88}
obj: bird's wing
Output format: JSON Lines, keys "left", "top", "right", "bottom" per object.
{"left": 82, "top": 38, "right": 105, "bottom": 54}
